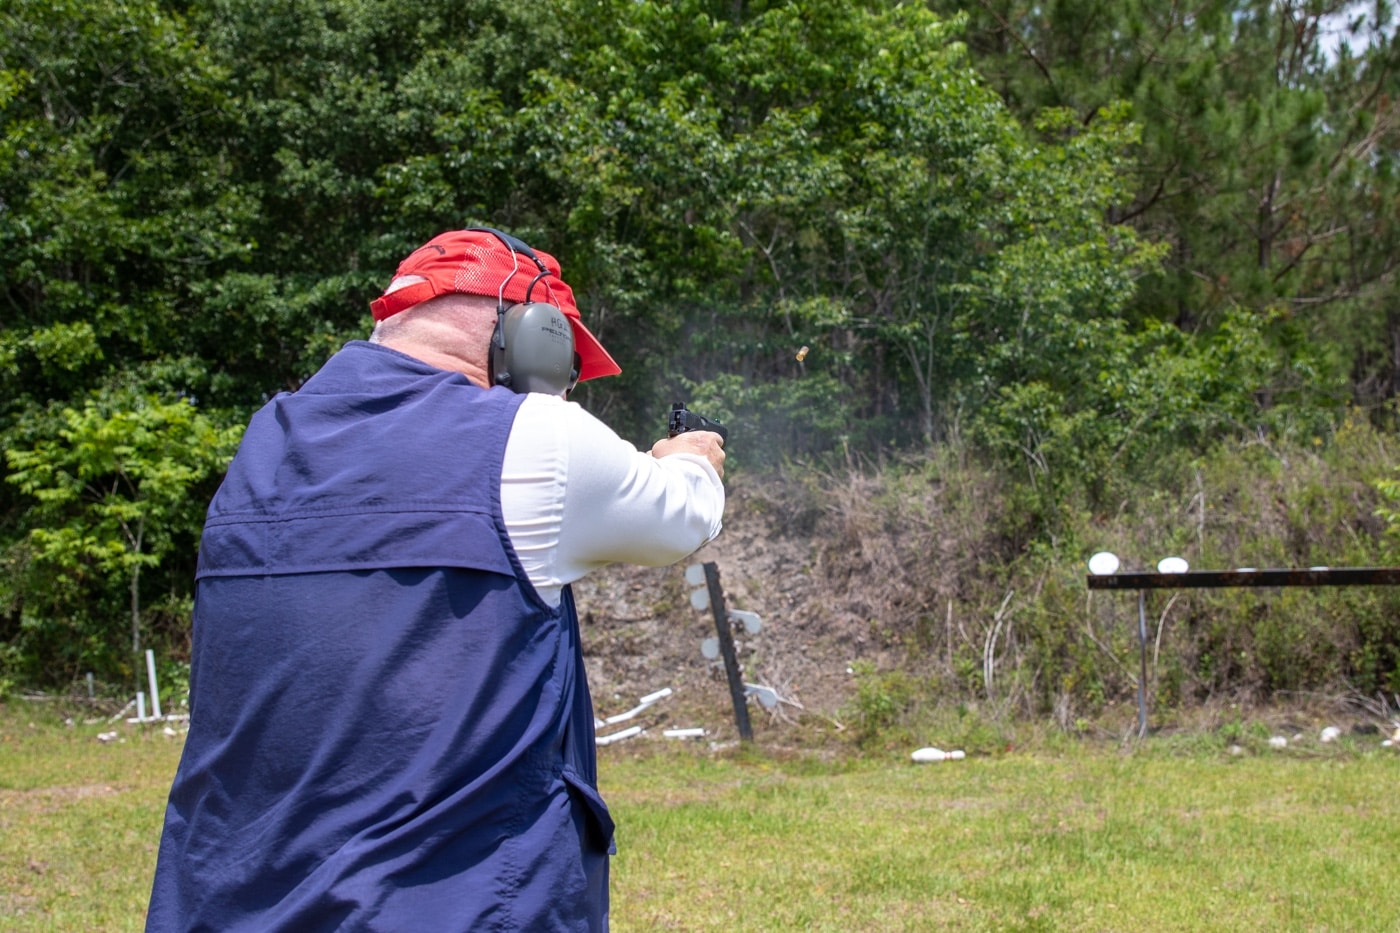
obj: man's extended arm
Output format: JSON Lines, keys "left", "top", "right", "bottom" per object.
{"left": 501, "top": 394, "right": 725, "bottom": 606}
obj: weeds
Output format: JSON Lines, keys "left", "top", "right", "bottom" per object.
{"left": 785, "top": 420, "right": 1400, "bottom": 736}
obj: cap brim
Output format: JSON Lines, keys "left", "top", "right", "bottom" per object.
{"left": 571, "top": 319, "right": 622, "bottom": 382}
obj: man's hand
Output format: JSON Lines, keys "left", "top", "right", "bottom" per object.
{"left": 651, "top": 430, "right": 725, "bottom": 480}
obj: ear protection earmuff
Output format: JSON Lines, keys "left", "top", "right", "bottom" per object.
{"left": 470, "top": 227, "right": 582, "bottom": 397}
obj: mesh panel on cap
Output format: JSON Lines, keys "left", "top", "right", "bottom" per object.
{"left": 454, "top": 242, "right": 500, "bottom": 295}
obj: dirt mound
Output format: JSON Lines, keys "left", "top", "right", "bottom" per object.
{"left": 575, "top": 475, "right": 871, "bottom": 741}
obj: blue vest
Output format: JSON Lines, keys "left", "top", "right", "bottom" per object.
{"left": 147, "top": 342, "right": 613, "bottom": 932}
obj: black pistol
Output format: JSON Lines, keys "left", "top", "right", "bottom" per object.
{"left": 668, "top": 402, "right": 728, "bottom": 444}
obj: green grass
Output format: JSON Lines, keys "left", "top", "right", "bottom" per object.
{"left": 0, "top": 706, "right": 184, "bottom": 932}
{"left": 606, "top": 744, "right": 1400, "bottom": 931}
{"left": 3, "top": 705, "right": 1397, "bottom": 931}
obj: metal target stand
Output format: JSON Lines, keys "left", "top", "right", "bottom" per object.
{"left": 1086, "top": 566, "right": 1400, "bottom": 736}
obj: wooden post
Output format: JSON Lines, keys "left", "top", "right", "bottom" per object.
{"left": 703, "top": 561, "right": 753, "bottom": 742}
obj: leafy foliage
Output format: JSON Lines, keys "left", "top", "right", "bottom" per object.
{"left": 1, "top": 0, "right": 1395, "bottom": 702}
{"left": 806, "top": 419, "right": 1400, "bottom": 722}
{"left": 4, "top": 397, "right": 240, "bottom": 687}
{"left": 934, "top": 0, "right": 1400, "bottom": 417}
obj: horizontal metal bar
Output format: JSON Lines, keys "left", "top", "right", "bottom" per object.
{"left": 1087, "top": 567, "right": 1400, "bottom": 590}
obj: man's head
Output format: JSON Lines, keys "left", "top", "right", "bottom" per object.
{"left": 370, "top": 229, "right": 622, "bottom": 390}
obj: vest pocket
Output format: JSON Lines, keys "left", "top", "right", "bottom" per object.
{"left": 561, "top": 768, "right": 617, "bottom": 855}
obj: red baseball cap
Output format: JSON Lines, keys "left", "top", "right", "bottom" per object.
{"left": 370, "top": 229, "right": 622, "bottom": 382}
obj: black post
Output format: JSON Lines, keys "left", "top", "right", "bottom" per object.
{"left": 703, "top": 561, "right": 753, "bottom": 742}
{"left": 1136, "top": 591, "right": 1148, "bottom": 738}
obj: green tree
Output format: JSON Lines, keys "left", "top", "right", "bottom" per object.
{"left": 5, "top": 397, "right": 241, "bottom": 687}
{"left": 526, "top": 1, "right": 1163, "bottom": 459}
{"left": 0, "top": 0, "right": 253, "bottom": 403}
{"left": 176, "top": 0, "right": 583, "bottom": 396}
{"left": 0, "top": 0, "right": 251, "bottom": 688}
{"left": 933, "top": 0, "right": 1398, "bottom": 422}
{"left": 1, "top": 0, "right": 1309, "bottom": 687}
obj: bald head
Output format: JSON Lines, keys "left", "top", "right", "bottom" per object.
{"left": 369, "top": 292, "right": 499, "bottom": 387}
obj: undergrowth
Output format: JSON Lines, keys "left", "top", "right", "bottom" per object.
{"left": 770, "top": 416, "right": 1400, "bottom": 744}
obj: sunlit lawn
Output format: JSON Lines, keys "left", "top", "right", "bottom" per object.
{"left": 605, "top": 744, "right": 1398, "bottom": 931}
{"left": 3, "top": 705, "right": 1396, "bottom": 931}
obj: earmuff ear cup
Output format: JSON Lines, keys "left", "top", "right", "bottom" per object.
{"left": 494, "top": 302, "right": 577, "bottom": 396}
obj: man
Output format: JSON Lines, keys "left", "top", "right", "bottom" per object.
{"left": 147, "top": 228, "right": 726, "bottom": 932}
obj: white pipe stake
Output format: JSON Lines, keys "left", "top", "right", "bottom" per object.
{"left": 595, "top": 725, "right": 642, "bottom": 746}
{"left": 603, "top": 687, "right": 675, "bottom": 725}
{"left": 145, "top": 649, "right": 162, "bottom": 720}
{"left": 603, "top": 705, "right": 646, "bottom": 725}
{"left": 137, "top": 691, "right": 147, "bottom": 722}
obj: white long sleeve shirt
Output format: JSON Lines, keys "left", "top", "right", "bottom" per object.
{"left": 501, "top": 393, "right": 725, "bottom": 606}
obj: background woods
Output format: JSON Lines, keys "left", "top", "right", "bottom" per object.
{"left": 2, "top": 0, "right": 1398, "bottom": 725}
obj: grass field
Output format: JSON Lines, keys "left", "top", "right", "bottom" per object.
{"left": 2, "top": 704, "right": 1397, "bottom": 931}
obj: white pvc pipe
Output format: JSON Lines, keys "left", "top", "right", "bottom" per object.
{"left": 602, "top": 705, "right": 646, "bottom": 725}
{"left": 145, "top": 649, "right": 162, "bottom": 720}
{"left": 603, "top": 687, "right": 675, "bottom": 725}
{"left": 137, "top": 691, "right": 147, "bottom": 722}
{"left": 595, "top": 725, "right": 642, "bottom": 746}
